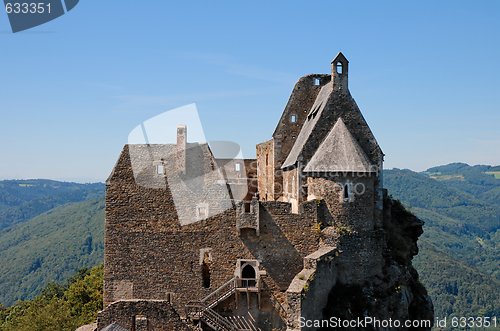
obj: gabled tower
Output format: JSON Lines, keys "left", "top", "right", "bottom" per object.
{"left": 331, "top": 52, "right": 349, "bottom": 91}
{"left": 276, "top": 52, "right": 383, "bottom": 224}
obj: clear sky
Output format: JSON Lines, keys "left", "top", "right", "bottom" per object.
{"left": 0, "top": 1, "right": 499, "bottom": 182}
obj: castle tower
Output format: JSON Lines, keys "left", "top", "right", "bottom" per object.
{"left": 303, "top": 117, "right": 377, "bottom": 232}
{"left": 278, "top": 52, "right": 383, "bottom": 224}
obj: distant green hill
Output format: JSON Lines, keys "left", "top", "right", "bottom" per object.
{"left": 0, "top": 179, "right": 103, "bottom": 230}
{"left": 384, "top": 164, "right": 500, "bottom": 319}
{"left": 0, "top": 197, "right": 104, "bottom": 306}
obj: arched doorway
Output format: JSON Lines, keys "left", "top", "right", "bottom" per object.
{"left": 241, "top": 264, "right": 257, "bottom": 288}
{"left": 242, "top": 264, "right": 256, "bottom": 278}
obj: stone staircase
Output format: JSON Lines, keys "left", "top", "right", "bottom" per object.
{"left": 185, "top": 277, "right": 261, "bottom": 331}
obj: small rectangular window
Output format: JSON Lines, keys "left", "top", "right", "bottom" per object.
{"left": 197, "top": 204, "right": 209, "bottom": 220}
{"left": 235, "top": 163, "right": 241, "bottom": 172}
{"left": 156, "top": 164, "right": 165, "bottom": 175}
{"left": 314, "top": 77, "right": 320, "bottom": 86}
{"left": 290, "top": 114, "right": 297, "bottom": 123}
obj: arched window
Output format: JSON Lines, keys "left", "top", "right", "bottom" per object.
{"left": 344, "top": 184, "right": 349, "bottom": 200}
{"left": 241, "top": 264, "right": 256, "bottom": 279}
{"left": 336, "top": 62, "right": 343, "bottom": 74}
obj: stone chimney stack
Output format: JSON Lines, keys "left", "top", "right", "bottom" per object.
{"left": 331, "top": 52, "right": 349, "bottom": 92}
{"left": 176, "top": 125, "right": 187, "bottom": 174}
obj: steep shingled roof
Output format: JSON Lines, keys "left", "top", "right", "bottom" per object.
{"left": 282, "top": 82, "right": 333, "bottom": 168}
{"left": 303, "top": 117, "right": 374, "bottom": 173}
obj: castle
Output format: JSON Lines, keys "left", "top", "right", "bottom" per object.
{"left": 97, "top": 53, "right": 433, "bottom": 331}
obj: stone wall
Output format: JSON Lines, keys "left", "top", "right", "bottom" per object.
{"left": 282, "top": 168, "right": 300, "bottom": 213}
{"left": 256, "top": 139, "right": 274, "bottom": 200}
{"left": 97, "top": 300, "right": 191, "bottom": 331}
{"left": 216, "top": 158, "right": 258, "bottom": 201}
{"left": 286, "top": 246, "right": 338, "bottom": 331}
{"left": 306, "top": 174, "right": 376, "bottom": 232}
{"left": 105, "top": 146, "right": 325, "bottom": 322}
{"left": 272, "top": 74, "right": 331, "bottom": 168}
{"left": 256, "top": 200, "right": 322, "bottom": 290}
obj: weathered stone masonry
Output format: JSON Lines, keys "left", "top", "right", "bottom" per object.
{"left": 97, "top": 53, "right": 433, "bottom": 331}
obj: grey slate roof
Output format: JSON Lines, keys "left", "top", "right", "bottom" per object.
{"left": 303, "top": 117, "right": 374, "bottom": 173}
{"left": 282, "top": 82, "right": 333, "bottom": 168}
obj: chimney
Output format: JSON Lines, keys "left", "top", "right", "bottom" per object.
{"left": 176, "top": 125, "right": 187, "bottom": 174}
{"left": 331, "top": 52, "right": 349, "bottom": 92}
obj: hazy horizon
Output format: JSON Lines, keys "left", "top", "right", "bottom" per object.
{"left": 0, "top": 161, "right": 498, "bottom": 184}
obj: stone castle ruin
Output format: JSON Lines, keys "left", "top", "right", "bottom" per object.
{"left": 96, "top": 53, "right": 434, "bottom": 330}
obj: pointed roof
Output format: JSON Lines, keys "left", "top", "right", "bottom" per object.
{"left": 331, "top": 52, "right": 349, "bottom": 64}
{"left": 303, "top": 117, "right": 374, "bottom": 173}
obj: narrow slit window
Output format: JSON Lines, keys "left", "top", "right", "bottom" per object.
{"left": 344, "top": 184, "right": 349, "bottom": 200}
{"left": 201, "top": 261, "right": 211, "bottom": 288}
{"left": 290, "top": 114, "right": 297, "bottom": 123}
{"left": 235, "top": 163, "right": 241, "bottom": 172}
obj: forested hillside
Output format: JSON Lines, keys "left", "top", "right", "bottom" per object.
{"left": 0, "top": 180, "right": 103, "bottom": 230}
{"left": 0, "top": 265, "right": 103, "bottom": 331}
{"left": 385, "top": 163, "right": 499, "bottom": 319}
{"left": 0, "top": 197, "right": 104, "bottom": 306}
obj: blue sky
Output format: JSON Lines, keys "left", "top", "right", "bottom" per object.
{"left": 0, "top": 1, "right": 499, "bottom": 182}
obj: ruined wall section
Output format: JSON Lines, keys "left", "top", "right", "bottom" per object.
{"left": 97, "top": 300, "right": 191, "bottom": 331}
{"left": 282, "top": 168, "right": 300, "bottom": 213}
{"left": 286, "top": 247, "right": 338, "bottom": 331}
{"left": 306, "top": 174, "right": 384, "bottom": 284}
{"left": 238, "top": 200, "right": 323, "bottom": 292}
{"left": 105, "top": 146, "right": 325, "bottom": 316}
{"left": 271, "top": 74, "right": 330, "bottom": 200}
{"left": 105, "top": 146, "right": 249, "bottom": 312}
{"left": 256, "top": 139, "right": 274, "bottom": 200}
{"left": 272, "top": 74, "right": 330, "bottom": 165}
